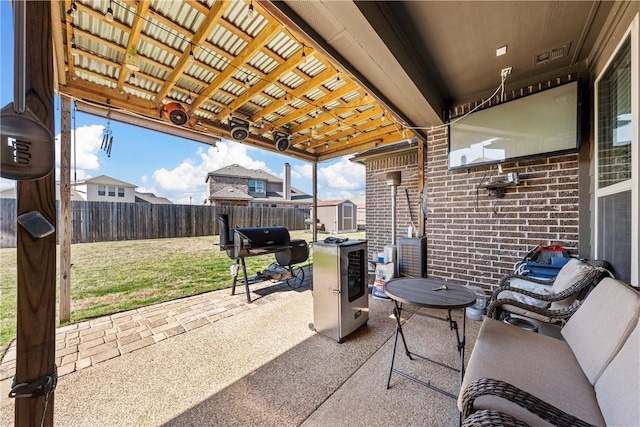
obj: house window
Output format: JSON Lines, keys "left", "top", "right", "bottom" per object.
{"left": 597, "top": 37, "right": 632, "bottom": 189}
{"left": 117, "top": 187, "right": 125, "bottom": 197}
{"left": 108, "top": 186, "right": 116, "bottom": 197}
{"left": 249, "top": 180, "right": 264, "bottom": 193}
{"left": 595, "top": 16, "right": 638, "bottom": 286}
{"left": 98, "top": 185, "right": 106, "bottom": 196}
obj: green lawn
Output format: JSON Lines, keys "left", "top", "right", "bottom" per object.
{"left": 0, "top": 230, "right": 365, "bottom": 351}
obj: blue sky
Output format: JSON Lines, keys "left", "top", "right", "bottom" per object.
{"left": 0, "top": 1, "right": 365, "bottom": 204}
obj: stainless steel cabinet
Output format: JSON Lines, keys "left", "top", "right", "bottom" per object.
{"left": 312, "top": 240, "right": 369, "bottom": 343}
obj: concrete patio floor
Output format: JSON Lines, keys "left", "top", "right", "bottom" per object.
{"left": 0, "top": 266, "right": 483, "bottom": 426}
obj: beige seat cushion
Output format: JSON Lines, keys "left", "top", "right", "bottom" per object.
{"left": 594, "top": 322, "right": 640, "bottom": 426}
{"left": 561, "top": 278, "right": 640, "bottom": 384}
{"left": 549, "top": 258, "right": 593, "bottom": 310}
{"left": 498, "top": 279, "right": 553, "bottom": 308}
{"left": 459, "top": 318, "right": 605, "bottom": 426}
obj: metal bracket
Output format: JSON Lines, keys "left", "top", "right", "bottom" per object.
{"left": 9, "top": 366, "right": 58, "bottom": 399}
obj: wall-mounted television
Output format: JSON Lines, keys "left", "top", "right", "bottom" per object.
{"left": 448, "top": 81, "right": 580, "bottom": 169}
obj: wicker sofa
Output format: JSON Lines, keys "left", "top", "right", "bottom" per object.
{"left": 458, "top": 277, "right": 640, "bottom": 426}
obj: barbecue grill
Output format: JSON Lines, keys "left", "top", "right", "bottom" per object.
{"left": 219, "top": 214, "right": 308, "bottom": 302}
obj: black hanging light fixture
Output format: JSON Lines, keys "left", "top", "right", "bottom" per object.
{"left": 71, "top": 36, "right": 79, "bottom": 57}
{"left": 248, "top": 0, "right": 254, "bottom": 18}
{"left": 66, "top": 2, "right": 78, "bottom": 20}
{"left": 105, "top": 1, "right": 114, "bottom": 23}
{"left": 189, "top": 43, "right": 195, "bottom": 63}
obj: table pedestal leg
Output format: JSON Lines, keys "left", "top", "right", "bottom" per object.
{"left": 386, "top": 302, "right": 413, "bottom": 389}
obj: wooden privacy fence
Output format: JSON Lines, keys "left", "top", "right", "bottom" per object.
{"left": 0, "top": 199, "right": 309, "bottom": 248}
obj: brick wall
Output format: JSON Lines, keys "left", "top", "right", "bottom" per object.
{"left": 365, "top": 130, "right": 581, "bottom": 293}
{"left": 365, "top": 151, "right": 418, "bottom": 257}
{"left": 207, "top": 176, "right": 247, "bottom": 195}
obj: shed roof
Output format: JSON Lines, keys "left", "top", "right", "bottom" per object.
{"left": 317, "top": 199, "right": 353, "bottom": 207}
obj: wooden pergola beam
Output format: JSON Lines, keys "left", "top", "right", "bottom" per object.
{"left": 289, "top": 96, "right": 372, "bottom": 135}
{"left": 270, "top": 82, "right": 359, "bottom": 128}
{"left": 155, "top": 0, "right": 228, "bottom": 102}
{"left": 190, "top": 20, "right": 281, "bottom": 114}
{"left": 251, "top": 66, "right": 334, "bottom": 122}
{"left": 215, "top": 45, "right": 311, "bottom": 119}
{"left": 294, "top": 105, "right": 382, "bottom": 148}
{"left": 116, "top": 0, "right": 150, "bottom": 90}
{"left": 53, "top": 0, "right": 407, "bottom": 163}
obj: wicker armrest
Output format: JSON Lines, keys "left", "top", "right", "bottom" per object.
{"left": 491, "top": 262, "right": 611, "bottom": 305}
{"left": 461, "top": 409, "right": 530, "bottom": 427}
{"left": 461, "top": 378, "right": 593, "bottom": 427}
{"left": 486, "top": 297, "right": 582, "bottom": 322}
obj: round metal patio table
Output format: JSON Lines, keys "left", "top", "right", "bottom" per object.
{"left": 383, "top": 278, "right": 476, "bottom": 400}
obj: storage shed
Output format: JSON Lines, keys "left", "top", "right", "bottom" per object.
{"left": 316, "top": 200, "right": 357, "bottom": 233}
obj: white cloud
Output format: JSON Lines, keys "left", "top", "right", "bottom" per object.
{"left": 149, "top": 140, "right": 278, "bottom": 204}
{"left": 292, "top": 163, "right": 312, "bottom": 180}
{"left": 317, "top": 157, "right": 365, "bottom": 199}
{"left": 319, "top": 189, "right": 363, "bottom": 201}
{"left": 54, "top": 124, "right": 104, "bottom": 172}
{"left": 198, "top": 141, "right": 272, "bottom": 173}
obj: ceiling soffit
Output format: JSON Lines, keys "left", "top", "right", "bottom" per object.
{"left": 271, "top": 0, "right": 443, "bottom": 131}
{"left": 355, "top": 1, "right": 614, "bottom": 106}
{"left": 274, "top": 0, "right": 614, "bottom": 131}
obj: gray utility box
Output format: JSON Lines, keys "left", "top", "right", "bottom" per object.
{"left": 398, "top": 237, "right": 428, "bottom": 278}
{"left": 312, "top": 239, "right": 369, "bottom": 343}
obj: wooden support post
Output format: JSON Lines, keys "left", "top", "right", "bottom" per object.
{"left": 15, "top": 1, "right": 56, "bottom": 426}
{"left": 60, "top": 96, "right": 72, "bottom": 323}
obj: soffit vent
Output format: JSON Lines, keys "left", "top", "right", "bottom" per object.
{"left": 534, "top": 42, "right": 571, "bottom": 66}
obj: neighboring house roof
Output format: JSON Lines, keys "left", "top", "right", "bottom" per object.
{"left": 0, "top": 184, "right": 85, "bottom": 201}
{"left": 210, "top": 187, "right": 253, "bottom": 200}
{"left": 74, "top": 175, "right": 137, "bottom": 188}
{"left": 206, "top": 164, "right": 281, "bottom": 183}
{"left": 207, "top": 164, "right": 312, "bottom": 205}
{"left": 134, "top": 192, "right": 172, "bottom": 204}
{"left": 317, "top": 199, "right": 354, "bottom": 207}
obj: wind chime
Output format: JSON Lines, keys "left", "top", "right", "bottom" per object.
{"left": 101, "top": 108, "right": 114, "bottom": 157}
